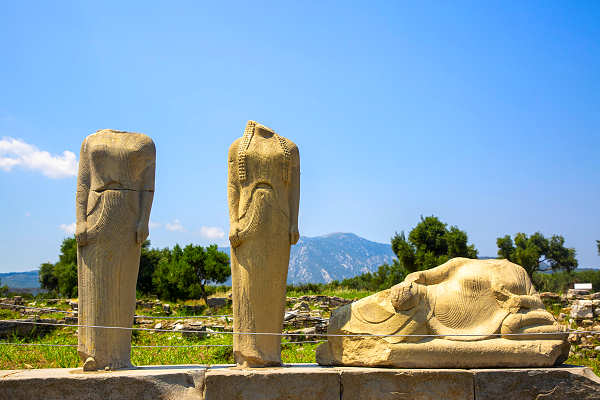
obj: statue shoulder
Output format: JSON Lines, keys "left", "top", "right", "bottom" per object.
{"left": 133, "top": 133, "right": 156, "bottom": 155}
{"left": 228, "top": 137, "right": 243, "bottom": 162}
{"left": 280, "top": 136, "right": 299, "bottom": 159}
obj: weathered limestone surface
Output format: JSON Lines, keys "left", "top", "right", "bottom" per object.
{"left": 571, "top": 300, "right": 594, "bottom": 319}
{"left": 227, "top": 121, "right": 300, "bottom": 367}
{"left": 76, "top": 129, "right": 156, "bottom": 370}
{"left": 317, "top": 258, "right": 570, "bottom": 368}
{"left": 339, "top": 368, "right": 474, "bottom": 400}
{"left": 2, "top": 365, "right": 600, "bottom": 400}
{"left": 204, "top": 366, "right": 339, "bottom": 400}
{"left": 473, "top": 367, "right": 600, "bottom": 400}
{"left": 0, "top": 366, "right": 205, "bottom": 400}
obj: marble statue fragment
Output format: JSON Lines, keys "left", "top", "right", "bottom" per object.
{"left": 76, "top": 129, "right": 155, "bottom": 371}
{"left": 228, "top": 120, "right": 300, "bottom": 367}
{"left": 317, "top": 258, "right": 570, "bottom": 368}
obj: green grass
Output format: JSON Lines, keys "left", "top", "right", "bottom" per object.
{"left": 0, "top": 309, "right": 22, "bottom": 319}
{"left": 39, "top": 312, "right": 71, "bottom": 320}
{"left": 1, "top": 290, "right": 598, "bottom": 372}
{"left": 0, "top": 322, "right": 319, "bottom": 369}
{"left": 287, "top": 288, "right": 372, "bottom": 300}
{"left": 567, "top": 355, "right": 600, "bottom": 376}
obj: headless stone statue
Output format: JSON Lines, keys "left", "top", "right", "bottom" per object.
{"left": 76, "top": 129, "right": 155, "bottom": 371}
{"left": 317, "top": 258, "right": 570, "bottom": 368}
{"left": 227, "top": 121, "right": 300, "bottom": 367}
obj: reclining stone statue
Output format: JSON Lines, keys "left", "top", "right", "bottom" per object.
{"left": 317, "top": 257, "right": 569, "bottom": 368}
{"left": 76, "top": 129, "right": 155, "bottom": 371}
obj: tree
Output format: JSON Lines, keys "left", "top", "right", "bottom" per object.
{"left": 182, "top": 244, "right": 230, "bottom": 303}
{"left": 152, "top": 244, "right": 189, "bottom": 301}
{"left": 152, "top": 244, "right": 230, "bottom": 302}
{"left": 39, "top": 262, "right": 58, "bottom": 293}
{"left": 0, "top": 279, "right": 8, "bottom": 297}
{"left": 496, "top": 232, "right": 578, "bottom": 277}
{"left": 38, "top": 237, "right": 78, "bottom": 298}
{"left": 391, "top": 216, "right": 478, "bottom": 273}
{"left": 53, "top": 237, "right": 78, "bottom": 297}
{"left": 137, "top": 241, "right": 169, "bottom": 295}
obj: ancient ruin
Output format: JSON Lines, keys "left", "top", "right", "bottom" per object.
{"left": 227, "top": 120, "right": 300, "bottom": 367}
{"left": 76, "top": 129, "right": 156, "bottom": 371}
{"left": 317, "top": 257, "right": 570, "bottom": 368}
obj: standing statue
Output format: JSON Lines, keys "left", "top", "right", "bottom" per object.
{"left": 227, "top": 121, "right": 300, "bottom": 367}
{"left": 317, "top": 258, "right": 570, "bottom": 368}
{"left": 76, "top": 129, "right": 155, "bottom": 371}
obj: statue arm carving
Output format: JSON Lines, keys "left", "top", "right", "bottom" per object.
{"left": 136, "top": 156, "right": 155, "bottom": 246}
{"left": 227, "top": 140, "right": 242, "bottom": 248}
{"left": 404, "top": 258, "right": 468, "bottom": 285}
{"left": 75, "top": 139, "right": 90, "bottom": 247}
{"left": 288, "top": 143, "right": 300, "bottom": 245}
{"left": 136, "top": 142, "right": 155, "bottom": 244}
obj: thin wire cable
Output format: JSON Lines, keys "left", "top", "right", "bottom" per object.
{"left": 0, "top": 319, "right": 586, "bottom": 338}
{"left": 0, "top": 302, "right": 75, "bottom": 314}
{"left": 134, "top": 314, "right": 233, "bottom": 319}
{"left": 0, "top": 302, "right": 233, "bottom": 319}
{"left": 0, "top": 341, "right": 325, "bottom": 348}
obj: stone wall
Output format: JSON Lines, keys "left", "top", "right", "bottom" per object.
{"left": 1, "top": 365, "right": 600, "bottom": 400}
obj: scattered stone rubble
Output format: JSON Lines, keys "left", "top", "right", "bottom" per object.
{"left": 0, "top": 318, "right": 58, "bottom": 338}
{"left": 0, "top": 295, "right": 353, "bottom": 342}
{"left": 9, "top": 290, "right": 600, "bottom": 361}
{"left": 540, "top": 289, "right": 600, "bottom": 360}
{"left": 282, "top": 295, "right": 353, "bottom": 341}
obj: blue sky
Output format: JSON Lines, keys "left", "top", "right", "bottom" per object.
{"left": 1, "top": 1, "right": 599, "bottom": 273}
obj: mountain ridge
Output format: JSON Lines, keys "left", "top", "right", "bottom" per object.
{"left": 1, "top": 233, "right": 396, "bottom": 288}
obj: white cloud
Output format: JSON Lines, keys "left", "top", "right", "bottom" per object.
{"left": 0, "top": 137, "right": 77, "bottom": 178}
{"left": 149, "top": 221, "right": 162, "bottom": 229}
{"left": 25, "top": 212, "right": 31, "bottom": 217}
{"left": 165, "top": 219, "right": 185, "bottom": 232}
{"left": 59, "top": 222, "right": 76, "bottom": 235}
{"left": 199, "top": 226, "right": 225, "bottom": 240}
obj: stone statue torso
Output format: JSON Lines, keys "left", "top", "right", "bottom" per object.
{"left": 236, "top": 135, "right": 291, "bottom": 225}
{"left": 84, "top": 131, "right": 155, "bottom": 192}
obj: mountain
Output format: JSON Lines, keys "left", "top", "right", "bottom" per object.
{"left": 1, "top": 233, "right": 396, "bottom": 289}
{"left": 0, "top": 271, "right": 40, "bottom": 289}
{"left": 220, "top": 232, "right": 396, "bottom": 284}
{"left": 288, "top": 233, "right": 397, "bottom": 283}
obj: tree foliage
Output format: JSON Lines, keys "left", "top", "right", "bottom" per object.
{"left": 496, "top": 232, "right": 578, "bottom": 277}
{"left": 152, "top": 244, "right": 230, "bottom": 302}
{"left": 391, "top": 216, "right": 478, "bottom": 273}
{"left": 40, "top": 237, "right": 230, "bottom": 302}
{"left": 38, "top": 237, "right": 78, "bottom": 297}
{"left": 39, "top": 262, "right": 58, "bottom": 293}
{"left": 0, "top": 279, "right": 8, "bottom": 297}
{"left": 137, "top": 241, "right": 170, "bottom": 295}
{"left": 338, "top": 263, "right": 408, "bottom": 292}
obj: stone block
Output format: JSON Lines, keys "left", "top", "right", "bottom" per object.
{"left": 203, "top": 365, "right": 339, "bottom": 400}
{"left": 571, "top": 300, "right": 594, "bottom": 319}
{"left": 568, "top": 289, "right": 591, "bottom": 297}
{"left": 340, "top": 368, "right": 474, "bottom": 400}
{"left": 0, "top": 366, "right": 206, "bottom": 400}
{"left": 206, "top": 298, "right": 228, "bottom": 308}
{"left": 473, "top": 366, "right": 600, "bottom": 400}
{"left": 2, "top": 364, "right": 600, "bottom": 399}
{"left": 0, "top": 319, "right": 57, "bottom": 339}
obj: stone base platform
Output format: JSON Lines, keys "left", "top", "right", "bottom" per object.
{"left": 1, "top": 364, "right": 600, "bottom": 400}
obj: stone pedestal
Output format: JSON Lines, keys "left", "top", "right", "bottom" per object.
{"left": 1, "top": 364, "right": 599, "bottom": 400}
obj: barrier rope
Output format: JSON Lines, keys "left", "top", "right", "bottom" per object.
{"left": 0, "top": 319, "right": 584, "bottom": 338}
{"left": 0, "top": 302, "right": 232, "bottom": 319}
{"left": 0, "top": 341, "right": 325, "bottom": 348}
